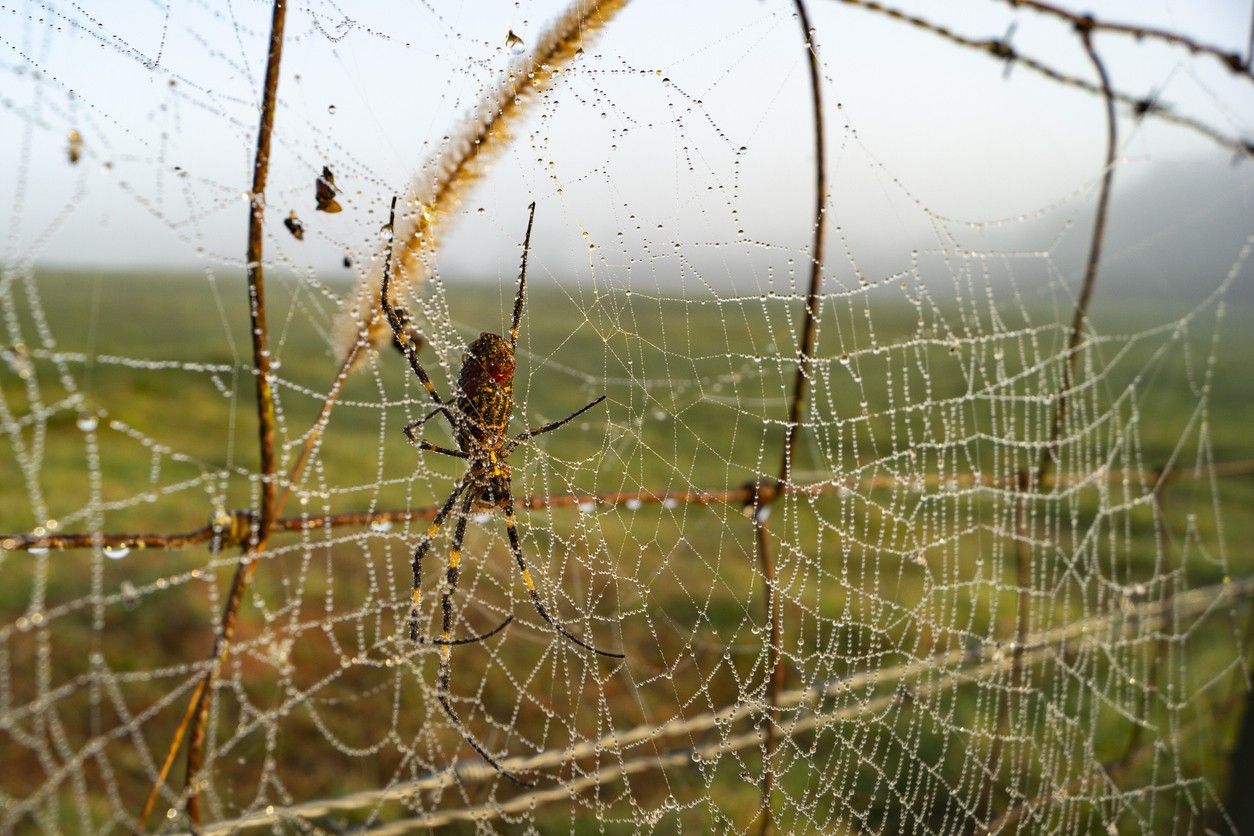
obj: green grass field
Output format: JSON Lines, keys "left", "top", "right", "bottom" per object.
{"left": 2, "top": 269, "right": 1252, "bottom": 832}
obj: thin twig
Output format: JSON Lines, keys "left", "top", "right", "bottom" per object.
{"left": 778, "top": 0, "right": 829, "bottom": 490}
{"left": 980, "top": 24, "right": 1121, "bottom": 832}
{"left": 1038, "top": 22, "right": 1118, "bottom": 489}
{"left": 139, "top": 1, "right": 289, "bottom": 827}
{"left": 999, "top": 0, "right": 1251, "bottom": 83}
{"left": 758, "top": 2, "right": 828, "bottom": 829}
{"left": 829, "top": 0, "right": 1252, "bottom": 157}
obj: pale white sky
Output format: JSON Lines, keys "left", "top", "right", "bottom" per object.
{"left": 1, "top": 0, "right": 1251, "bottom": 295}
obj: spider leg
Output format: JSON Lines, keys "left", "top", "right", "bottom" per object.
{"left": 509, "top": 201, "right": 537, "bottom": 352}
{"left": 499, "top": 485, "right": 624, "bottom": 659}
{"left": 407, "top": 479, "right": 467, "bottom": 642}
{"left": 435, "top": 489, "right": 535, "bottom": 787}
{"left": 508, "top": 395, "right": 607, "bottom": 452}
{"left": 404, "top": 408, "right": 466, "bottom": 459}
{"left": 436, "top": 489, "right": 477, "bottom": 649}
{"left": 380, "top": 195, "right": 445, "bottom": 405}
{"left": 432, "top": 614, "right": 513, "bottom": 646}
{"left": 435, "top": 688, "right": 534, "bottom": 787}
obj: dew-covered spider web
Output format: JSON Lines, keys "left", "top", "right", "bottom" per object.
{"left": 2, "top": 0, "right": 1254, "bottom": 832}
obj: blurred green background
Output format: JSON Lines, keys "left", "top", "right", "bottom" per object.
{"left": 1, "top": 269, "right": 1252, "bottom": 832}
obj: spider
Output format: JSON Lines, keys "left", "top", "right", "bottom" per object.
{"left": 379, "top": 196, "right": 623, "bottom": 785}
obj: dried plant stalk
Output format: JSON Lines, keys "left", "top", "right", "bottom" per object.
{"left": 335, "top": 0, "right": 630, "bottom": 369}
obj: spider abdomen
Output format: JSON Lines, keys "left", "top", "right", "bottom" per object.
{"left": 455, "top": 332, "right": 515, "bottom": 442}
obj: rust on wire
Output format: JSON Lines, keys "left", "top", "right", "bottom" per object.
{"left": 7, "top": 462, "right": 1254, "bottom": 555}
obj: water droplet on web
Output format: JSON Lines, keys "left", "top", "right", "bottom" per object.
{"left": 103, "top": 544, "right": 130, "bottom": 560}
{"left": 625, "top": 498, "right": 642, "bottom": 511}
{"left": 77, "top": 414, "right": 98, "bottom": 432}
{"left": 327, "top": 104, "right": 336, "bottom": 114}
{"left": 28, "top": 546, "right": 49, "bottom": 556}
{"left": 578, "top": 501, "right": 595, "bottom": 514}
{"left": 370, "top": 519, "right": 393, "bottom": 533}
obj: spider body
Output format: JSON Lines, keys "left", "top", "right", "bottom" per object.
{"left": 456, "top": 332, "right": 516, "bottom": 444}
{"left": 379, "top": 197, "right": 620, "bottom": 786}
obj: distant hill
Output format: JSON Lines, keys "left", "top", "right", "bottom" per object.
{"left": 1038, "top": 156, "right": 1254, "bottom": 308}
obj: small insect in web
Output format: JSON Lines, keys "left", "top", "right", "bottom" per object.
{"left": 315, "top": 165, "right": 342, "bottom": 213}
{"left": 284, "top": 211, "right": 305, "bottom": 240}
{"left": 67, "top": 129, "right": 82, "bottom": 165}
{"left": 380, "top": 196, "right": 623, "bottom": 786}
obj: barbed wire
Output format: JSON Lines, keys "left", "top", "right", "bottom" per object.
{"left": 830, "top": 0, "right": 1254, "bottom": 157}
{"left": 5, "top": 460, "right": 1251, "bottom": 554}
{"left": 996, "top": 0, "right": 1253, "bottom": 83}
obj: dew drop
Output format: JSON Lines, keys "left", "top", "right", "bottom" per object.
{"left": 76, "top": 414, "right": 98, "bottom": 432}
{"left": 103, "top": 544, "right": 130, "bottom": 560}
{"left": 370, "top": 519, "right": 394, "bottom": 533}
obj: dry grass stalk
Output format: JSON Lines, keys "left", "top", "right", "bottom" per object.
{"left": 336, "top": 0, "right": 630, "bottom": 369}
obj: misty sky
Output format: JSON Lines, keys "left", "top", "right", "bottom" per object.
{"left": 1, "top": 0, "right": 1251, "bottom": 299}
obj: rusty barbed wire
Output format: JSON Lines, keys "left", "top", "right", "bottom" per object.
{"left": 5, "top": 459, "right": 1253, "bottom": 554}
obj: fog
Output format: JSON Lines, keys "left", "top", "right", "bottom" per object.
{"left": 1, "top": 0, "right": 1250, "bottom": 303}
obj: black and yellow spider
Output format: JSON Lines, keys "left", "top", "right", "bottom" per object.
{"left": 380, "top": 196, "right": 623, "bottom": 785}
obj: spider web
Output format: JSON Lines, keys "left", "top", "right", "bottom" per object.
{"left": 2, "top": 0, "right": 1253, "bottom": 832}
